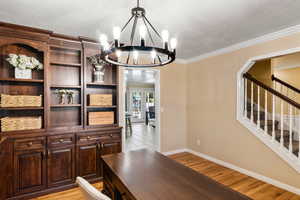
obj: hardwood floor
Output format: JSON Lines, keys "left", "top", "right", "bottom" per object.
{"left": 31, "top": 152, "right": 300, "bottom": 200}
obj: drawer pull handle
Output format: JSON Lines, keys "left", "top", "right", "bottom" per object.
{"left": 110, "top": 134, "right": 113, "bottom": 137}
{"left": 87, "top": 136, "right": 91, "bottom": 140}
{"left": 27, "top": 142, "right": 33, "bottom": 147}
{"left": 59, "top": 139, "right": 64, "bottom": 143}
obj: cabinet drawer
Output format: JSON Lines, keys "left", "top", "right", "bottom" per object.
{"left": 77, "top": 134, "right": 102, "bottom": 144}
{"left": 14, "top": 137, "right": 45, "bottom": 151}
{"left": 47, "top": 134, "right": 74, "bottom": 147}
{"left": 100, "top": 133, "right": 121, "bottom": 141}
{"left": 77, "top": 132, "right": 121, "bottom": 144}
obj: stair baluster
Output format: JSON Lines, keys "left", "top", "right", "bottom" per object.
{"left": 251, "top": 82, "right": 254, "bottom": 122}
{"left": 281, "top": 100, "right": 284, "bottom": 148}
{"left": 289, "top": 105, "right": 293, "bottom": 154}
{"left": 272, "top": 94, "right": 276, "bottom": 141}
{"left": 257, "top": 86, "right": 260, "bottom": 129}
{"left": 298, "top": 109, "right": 300, "bottom": 161}
{"left": 244, "top": 78, "right": 247, "bottom": 118}
{"left": 265, "top": 91, "right": 268, "bottom": 134}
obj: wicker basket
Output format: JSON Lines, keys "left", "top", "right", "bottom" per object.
{"left": 0, "top": 94, "right": 42, "bottom": 107}
{"left": 89, "top": 94, "right": 112, "bottom": 106}
{"left": 88, "top": 112, "right": 114, "bottom": 125}
{"left": 1, "top": 116, "right": 42, "bottom": 132}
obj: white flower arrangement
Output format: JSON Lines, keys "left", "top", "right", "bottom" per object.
{"left": 6, "top": 54, "right": 43, "bottom": 70}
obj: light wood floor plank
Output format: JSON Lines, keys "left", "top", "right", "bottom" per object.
{"left": 31, "top": 152, "right": 299, "bottom": 200}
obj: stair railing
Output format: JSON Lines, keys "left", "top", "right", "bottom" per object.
{"left": 272, "top": 74, "right": 300, "bottom": 102}
{"left": 243, "top": 73, "right": 300, "bottom": 159}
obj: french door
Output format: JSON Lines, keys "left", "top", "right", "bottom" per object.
{"left": 127, "top": 88, "right": 155, "bottom": 123}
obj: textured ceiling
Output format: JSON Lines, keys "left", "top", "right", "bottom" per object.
{"left": 1, "top": 0, "right": 300, "bottom": 59}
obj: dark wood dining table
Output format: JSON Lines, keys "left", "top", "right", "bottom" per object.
{"left": 102, "top": 149, "right": 252, "bottom": 200}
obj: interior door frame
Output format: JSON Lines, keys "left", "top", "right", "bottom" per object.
{"left": 120, "top": 67, "right": 161, "bottom": 152}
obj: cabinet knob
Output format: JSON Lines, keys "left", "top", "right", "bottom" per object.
{"left": 27, "top": 142, "right": 33, "bottom": 147}
{"left": 87, "top": 136, "right": 91, "bottom": 140}
{"left": 59, "top": 139, "right": 64, "bottom": 143}
{"left": 110, "top": 134, "right": 113, "bottom": 137}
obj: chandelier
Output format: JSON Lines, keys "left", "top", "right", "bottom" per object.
{"left": 99, "top": 0, "right": 177, "bottom": 67}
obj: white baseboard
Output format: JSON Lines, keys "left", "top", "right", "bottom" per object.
{"left": 162, "top": 148, "right": 188, "bottom": 156}
{"left": 165, "top": 148, "right": 300, "bottom": 195}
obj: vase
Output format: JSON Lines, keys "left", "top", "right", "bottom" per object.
{"left": 68, "top": 94, "right": 74, "bottom": 104}
{"left": 93, "top": 65, "right": 105, "bottom": 83}
{"left": 15, "top": 68, "right": 32, "bottom": 79}
{"left": 59, "top": 94, "right": 66, "bottom": 104}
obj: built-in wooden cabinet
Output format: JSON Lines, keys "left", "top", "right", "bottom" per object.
{"left": 47, "top": 146, "right": 75, "bottom": 187}
{"left": 13, "top": 148, "right": 47, "bottom": 194}
{"left": 0, "top": 22, "right": 122, "bottom": 199}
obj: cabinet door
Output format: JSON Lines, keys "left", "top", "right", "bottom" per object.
{"left": 14, "top": 149, "right": 46, "bottom": 194}
{"left": 76, "top": 143, "right": 100, "bottom": 180}
{"left": 0, "top": 138, "right": 11, "bottom": 199}
{"left": 47, "top": 146, "right": 75, "bottom": 187}
{"left": 99, "top": 141, "right": 121, "bottom": 177}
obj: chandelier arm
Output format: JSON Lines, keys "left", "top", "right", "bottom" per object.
{"left": 121, "top": 15, "right": 134, "bottom": 32}
{"left": 142, "top": 17, "right": 162, "bottom": 63}
{"left": 126, "top": 16, "right": 138, "bottom": 64}
{"left": 144, "top": 16, "right": 162, "bottom": 39}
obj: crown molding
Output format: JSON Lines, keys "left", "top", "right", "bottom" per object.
{"left": 185, "top": 24, "right": 300, "bottom": 64}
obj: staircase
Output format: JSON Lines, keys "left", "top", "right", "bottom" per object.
{"left": 242, "top": 73, "right": 300, "bottom": 172}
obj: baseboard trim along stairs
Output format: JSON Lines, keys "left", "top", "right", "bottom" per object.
{"left": 163, "top": 148, "right": 300, "bottom": 195}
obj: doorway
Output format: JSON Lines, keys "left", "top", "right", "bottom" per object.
{"left": 123, "top": 69, "right": 160, "bottom": 152}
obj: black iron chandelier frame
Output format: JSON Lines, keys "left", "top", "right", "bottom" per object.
{"left": 101, "top": 0, "right": 176, "bottom": 68}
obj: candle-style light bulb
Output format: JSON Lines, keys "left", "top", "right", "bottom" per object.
{"left": 133, "top": 51, "right": 139, "bottom": 63}
{"left": 151, "top": 50, "right": 156, "bottom": 63}
{"left": 113, "top": 27, "right": 121, "bottom": 47}
{"left": 99, "top": 34, "right": 108, "bottom": 45}
{"left": 102, "top": 42, "right": 110, "bottom": 51}
{"left": 113, "top": 26, "right": 121, "bottom": 48}
{"left": 170, "top": 38, "right": 177, "bottom": 51}
{"left": 116, "top": 50, "right": 122, "bottom": 58}
{"left": 161, "top": 30, "right": 169, "bottom": 43}
{"left": 113, "top": 27, "right": 121, "bottom": 40}
{"left": 161, "top": 30, "right": 169, "bottom": 50}
{"left": 140, "top": 25, "right": 147, "bottom": 46}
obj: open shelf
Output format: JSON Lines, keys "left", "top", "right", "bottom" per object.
{"left": 51, "top": 104, "right": 81, "bottom": 108}
{"left": 86, "top": 82, "right": 117, "bottom": 87}
{"left": 50, "top": 85, "right": 81, "bottom": 89}
{"left": 51, "top": 62, "right": 81, "bottom": 67}
{"left": 0, "top": 78, "right": 44, "bottom": 83}
{"left": 0, "top": 107, "right": 44, "bottom": 111}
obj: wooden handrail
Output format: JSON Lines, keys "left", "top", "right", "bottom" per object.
{"left": 272, "top": 75, "right": 300, "bottom": 94}
{"left": 243, "top": 73, "right": 300, "bottom": 109}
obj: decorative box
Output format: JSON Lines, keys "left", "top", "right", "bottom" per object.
{"left": 88, "top": 112, "right": 114, "bottom": 125}
{"left": 1, "top": 116, "right": 42, "bottom": 132}
{"left": 0, "top": 94, "right": 42, "bottom": 107}
{"left": 89, "top": 94, "right": 112, "bottom": 106}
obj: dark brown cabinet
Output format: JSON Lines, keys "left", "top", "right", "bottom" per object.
{"left": 13, "top": 149, "right": 47, "bottom": 195}
{"left": 0, "top": 22, "right": 122, "bottom": 199}
{"left": 76, "top": 143, "right": 100, "bottom": 180}
{"left": 47, "top": 146, "right": 75, "bottom": 187}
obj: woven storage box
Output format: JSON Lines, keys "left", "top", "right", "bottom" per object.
{"left": 89, "top": 94, "right": 112, "bottom": 106}
{"left": 0, "top": 94, "right": 42, "bottom": 107}
{"left": 1, "top": 116, "right": 42, "bottom": 132}
{"left": 88, "top": 112, "right": 114, "bottom": 125}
